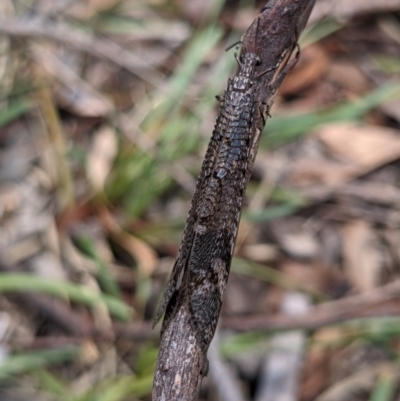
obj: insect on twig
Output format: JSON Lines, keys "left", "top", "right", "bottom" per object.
{"left": 152, "top": 1, "right": 316, "bottom": 399}
{"left": 154, "top": 44, "right": 276, "bottom": 375}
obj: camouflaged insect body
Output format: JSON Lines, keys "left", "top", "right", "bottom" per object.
{"left": 154, "top": 53, "right": 261, "bottom": 355}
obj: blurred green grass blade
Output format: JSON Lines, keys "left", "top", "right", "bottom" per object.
{"left": 245, "top": 202, "right": 302, "bottom": 222}
{"left": 135, "top": 344, "right": 158, "bottom": 376}
{"left": 0, "top": 100, "right": 32, "bottom": 127}
{"left": 106, "top": 148, "right": 172, "bottom": 217}
{"left": 167, "top": 25, "right": 223, "bottom": 100}
{"left": 121, "top": 165, "right": 171, "bottom": 217}
{"left": 0, "top": 347, "right": 78, "bottom": 379}
{"left": 220, "top": 332, "right": 268, "bottom": 358}
{"left": 96, "top": 374, "right": 153, "bottom": 401}
{"left": 144, "top": 25, "right": 223, "bottom": 122}
{"left": 300, "top": 18, "right": 342, "bottom": 47}
{"left": 196, "top": 39, "right": 238, "bottom": 113}
{"left": 331, "top": 83, "right": 400, "bottom": 118}
{"left": 374, "top": 54, "right": 400, "bottom": 74}
{"left": 200, "top": 0, "right": 227, "bottom": 21}
{"left": 232, "top": 258, "right": 328, "bottom": 301}
{"left": 264, "top": 83, "right": 400, "bottom": 148}
{"left": 264, "top": 111, "right": 322, "bottom": 147}
{"left": 136, "top": 217, "right": 185, "bottom": 245}
{"left": 92, "top": 16, "right": 147, "bottom": 35}
{"left": 108, "top": 28, "right": 230, "bottom": 217}
{"left": 358, "top": 318, "right": 400, "bottom": 346}
{"left": 107, "top": 147, "right": 150, "bottom": 200}
{"left": 268, "top": 186, "right": 306, "bottom": 204}
{"left": 221, "top": 318, "right": 400, "bottom": 358}
{"left": 37, "top": 370, "right": 70, "bottom": 400}
{"left": 0, "top": 273, "right": 131, "bottom": 321}
{"left": 245, "top": 187, "right": 307, "bottom": 221}
{"left": 158, "top": 114, "right": 201, "bottom": 159}
{"left": 369, "top": 372, "right": 396, "bottom": 401}
{"left": 76, "top": 236, "right": 121, "bottom": 299}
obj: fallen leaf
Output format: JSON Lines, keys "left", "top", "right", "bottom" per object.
{"left": 327, "top": 60, "right": 371, "bottom": 94}
{"left": 86, "top": 126, "right": 117, "bottom": 192}
{"left": 281, "top": 260, "right": 341, "bottom": 295}
{"left": 280, "top": 231, "right": 319, "bottom": 259}
{"left": 270, "top": 217, "right": 319, "bottom": 259}
{"left": 289, "top": 122, "right": 400, "bottom": 186}
{"left": 241, "top": 243, "right": 279, "bottom": 263}
{"left": 288, "top": 159, "right": 350, "bottom": 186}
{"left": 280, "top": 44, "right": 330, "bottom": 95}
{"left": 319, "top": 122, "right": 400, "bottom": 169}
{"left": 342, "top": 220, "right": 383, "bottom": 292}
{"left": 100, "top": 208, "right": 158, "bottom": 276}
{"left": 301, "top": 327, "right": 344, "bottom": 401}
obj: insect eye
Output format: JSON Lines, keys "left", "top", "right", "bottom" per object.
{"left": 256, "top": 56, "right": 262, "bottom": 66}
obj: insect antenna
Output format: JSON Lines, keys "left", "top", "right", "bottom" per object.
{"left": 225, "top": 40, "right": 247, "bottom": 53}
{"left": 225, "top": 41, "right": 248, "bottom": 68}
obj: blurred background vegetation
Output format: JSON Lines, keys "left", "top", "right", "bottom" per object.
{"left": 1, "top": 0, "right": 400, "bottom": 400}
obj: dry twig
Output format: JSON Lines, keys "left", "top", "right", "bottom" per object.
{"left": 224, "top": 278, "right": 400, "bottom": 332}
{"left": 152, "top": 1, "right": 315, "bottom": 400}
{"left": 0, "top": 18, "right": 163, "bottom": 85}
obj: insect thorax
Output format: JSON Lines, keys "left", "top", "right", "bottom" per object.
{"left": 232, "top": 53, "right": 259, "bottom": 91}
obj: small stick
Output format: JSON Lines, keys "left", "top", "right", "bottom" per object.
{"left": 152, "top": 1, "right": 316, "bottom": 400}
{"left": 224, "top": 278, "right": 400, "bottom": 332}
{"left": 0, "top": 18, "right": 163, "bottom": 85}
